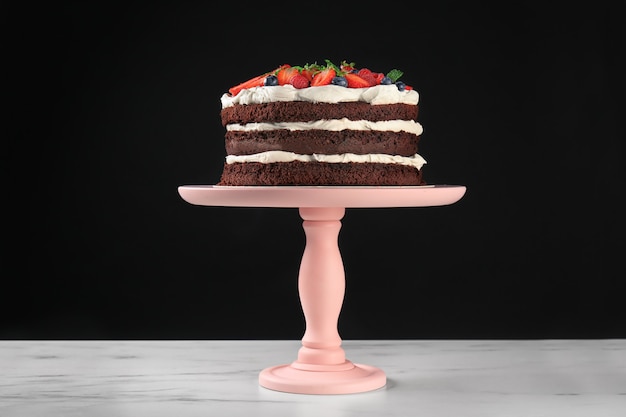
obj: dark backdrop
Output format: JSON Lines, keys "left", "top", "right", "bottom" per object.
{"left": 6, "top": 2, "right": 625, "bottom": 340}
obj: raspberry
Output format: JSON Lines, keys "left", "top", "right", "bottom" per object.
{"left": 291, "top": 74, "right": 310, "bottom": 89}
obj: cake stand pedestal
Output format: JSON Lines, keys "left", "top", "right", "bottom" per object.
{"left": 178, "top": 185, "right": 466, "bottom": 394}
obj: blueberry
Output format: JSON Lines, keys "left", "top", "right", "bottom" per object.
{"left": 331, "top": 76, "right": 348, "bottom": 87}
{"left": 395, "top": 81, "right": 406, "bottom": 91}
{"left": 381, "top": 76, "right": 393, "bottom": 85}
{"left": 265, "top": 75, "right": 278, "bottom": 86}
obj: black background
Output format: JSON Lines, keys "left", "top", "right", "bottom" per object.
{"left": 6, "top": 2, "right": 625, "bottom": 340}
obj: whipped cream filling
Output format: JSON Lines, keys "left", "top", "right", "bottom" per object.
{"left": 226, "top": 151, "right": 427, "bottom": 170}
{"left": 226, "top": 118, "right": 423, "bottom": 135}
{"left": 222, "top": 84, "right": 419, "bottom": 107}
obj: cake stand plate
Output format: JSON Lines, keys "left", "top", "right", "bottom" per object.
{"left": 178, "top": 184, "right": 466, "bottom": 208}
{"left": 178, "top": 185, "right": 466, "bottom": 394}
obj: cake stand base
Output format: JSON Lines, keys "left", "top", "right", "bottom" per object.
{"left": 259, "top": 362, "right": 386, "bottom": 395}
{"left": 178, "top": 185, "right": 466, "bottom": 395}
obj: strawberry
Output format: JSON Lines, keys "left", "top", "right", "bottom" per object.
{"left": 276, "top": 66, "right": 311, "bottom": 88}
{"left": 344, "top": 73, "right": 371, "bottom": 88}
{"left": 340, "top": 61, "right": 356, "bottom": 72}
{"left": 228, "top": 64, "right": 290, "bottom": 96}
{"left": 228, "top": 74, "right": 267, "bottom": 96}
{"left": 300, "top": 67, "right": 316, "bottom": 82}
{"left": 356, "top": 69, "right": 378, "bottom": 86}
{"left": 276, "top": 67, "right": 300, "bottom": 85}
{"left": 310, "top": 67, "right": 336, "bottom": 86}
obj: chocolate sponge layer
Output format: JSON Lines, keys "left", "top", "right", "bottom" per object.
{"left": 218, "top": 161, "right": 425, "bottom": 186}
{"left": 221, "top": 102, "right": 418, "bottom": 125}
{"left": 225, "top": 129, "right": 420, "bottom": 157}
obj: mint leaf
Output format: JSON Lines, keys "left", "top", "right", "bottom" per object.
{"left": 387, "top": 69, "right": 403, "bottom": 82}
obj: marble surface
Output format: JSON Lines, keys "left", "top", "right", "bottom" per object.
{"left": 1, "top": 339, "right": 625, "bottom": 417}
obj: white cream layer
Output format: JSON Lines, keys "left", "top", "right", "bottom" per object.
{"left": 226, "top": 151, "right": 427, "bottom": 170}
{"left": 226, "top": 118, "right": 423, "bottom": 135}
{"left": 221, "top": 84, "right": 419, "bottom": 107}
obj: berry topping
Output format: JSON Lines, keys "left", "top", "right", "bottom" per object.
{"left": 276, "top": 67, "right": 300, "bottom": 86}
{"left": 344, "top": 73, "right": 372, "bottom": 88}
{"left": 331, "top": 76, "right": 348, "bottom": 87}
{"left": 340, "top": 61, "right": 356, "bottom": 73}
{"left": 354, "top": 68, "right": 378, "bottom": 86}
{"left": 290, "top": 74, "right": 310, "bottom": 89}
{"left": 310, "top": 67, "right": 336, "bottom": 86}
{"left": 265, "top": 75, "right": 278, "bottom": 86}
{"left": 226, "top": 60, "right": 412, "bottom": 95}
{"left": 228, "top": 64, "right": 289, "bottom": 96}
{"left": 228, "top": 73, "right": 267, "bottom": 96}
{"left": 300, "top": 66, "right": 316, "bottom": 82}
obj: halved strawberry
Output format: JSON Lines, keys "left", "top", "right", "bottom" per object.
{"left": 228, "top": 74, "right": 267, "bottom": 96}
{"left": 300, "top": 67, "right": 315, "bottom": 82}
{"left": 276, "top": 67, "right": 300, "bottom": 85}
{"left": 310, "top": 67, "right": 336, "bottom": 86}
{"left": 357, "top": 71, "right": 378, "bottom": 86}
{"left": 354, "top": 68, "right": 378, "bottom": 86}
{"left": 344, "top": 73, "right": 371, "bottom": 88}
{"left": 228, "top": 65, "right": 290, "bottom": 96}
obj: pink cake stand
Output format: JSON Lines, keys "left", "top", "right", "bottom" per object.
{"left": 178, "top": 185, "right": 466, "bottom": 395}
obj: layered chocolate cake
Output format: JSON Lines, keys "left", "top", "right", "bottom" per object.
{"left": 217, "top": 60, "right": 426, "bottom": 186}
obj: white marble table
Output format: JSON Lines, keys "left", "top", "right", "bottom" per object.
{"left": 1, "top": 339, "right": 625, "bottom": 416}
